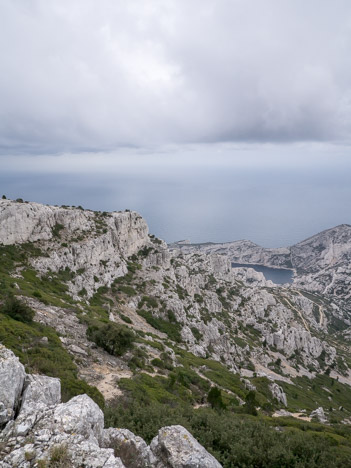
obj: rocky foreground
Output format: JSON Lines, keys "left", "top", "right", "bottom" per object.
{"left": 0, "top": 345, "right": 221, "bottom": 467}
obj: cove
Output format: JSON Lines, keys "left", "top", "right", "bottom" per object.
{"left": 232, "top": 263, "right": 294, "bottom": 285}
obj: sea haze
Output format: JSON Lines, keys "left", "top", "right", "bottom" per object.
{"left": 1, "top": 145, "right": 351, "bottom": 248}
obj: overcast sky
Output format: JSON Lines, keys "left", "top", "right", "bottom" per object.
{"left": 1, "top": 0, "right": 351, "bottom": 156}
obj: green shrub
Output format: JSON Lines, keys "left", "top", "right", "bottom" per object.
{"left": 244, "top": 390, "right": 258, "bottom": 416}
{"left": 87, "top": 322, "right": 134, "bottom": 356}
{"left": 139, "top": 296, "right": 158, "bottom": 309}
{"left": 120, "top": 313, "right": 132, "bottom": 324}
{"left": 118, "top": 285, "right": 137, "bottom": 297}
{"left": 52, "top": 223, "right": 64, "bottom": 238}
{"left": 207, "top": 386, "right": 226, "bottom": 409}
{"left": 137, "top": 309, "right": 182, "bottom": 342}
{"left": 1, "top": 295, "right": 35, "bottom": 323}
{"left": 105, "top": 397, "right": 351, "bottom": 468}
{"left": 191, "top": 326, "right": 203, "bottom": 342}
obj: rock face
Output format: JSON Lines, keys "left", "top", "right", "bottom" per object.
{"left": 0, "top": 346, "right": 222, "bottom": 468}
{"left": 0, "top": 345, "right": 26, "bottom": 426}
{"left": 21, "top": 374, "right": 61, "bottom": 413}
{"left": 170, "top": 239, "right": 292, "bottom": 268}
{"left": 150, "top": 425, "right": 222, "bottom": 468}
{"left": 0, "top": 199, "right": 151, "bottom": 299}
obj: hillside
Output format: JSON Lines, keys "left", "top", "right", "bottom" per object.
{"left": 1, "top": 198, "right": 351, "bottom": 467}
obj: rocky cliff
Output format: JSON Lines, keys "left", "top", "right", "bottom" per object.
{"left": 0, "top": 199, "right": 152, "bottom": 299}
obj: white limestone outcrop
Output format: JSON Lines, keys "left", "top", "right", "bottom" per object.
{"left": 150, "top": 425, "right": 222, "bottom": 468}
{"left": 0, "top": 345, "right": 26, "bottom": 425}
{"left": 0, "top": 346, "right": 223, "bottom": 468}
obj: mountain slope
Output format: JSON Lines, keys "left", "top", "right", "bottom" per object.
{"left": 1, "top": 198, "right": 351, "bottom": 466}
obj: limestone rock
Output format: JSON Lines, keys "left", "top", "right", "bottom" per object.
{"left": 310, "top": 407, "right": 328, "bottom": 424}
{"left": 0, "top": 345, "right": 25, "bottom": 425}
{"left": 21, "top": 374, "right": 61, "bottom": 413}
{"left": 0, "top": 346, "right": 222, "bottom": 468}
{"left": 102, "top": 427, "right": 155, "bottom": 467}
{"left": 52, "top": 394, "right": 104, "bottom": 443}
{"left": 0, "top": 199, "right": 151, "bottom": 299}
{"left": 150, "top": 425, "right": 222, "bottom": 468}
{"left": 269, "top": 383, "right": 287, "bottom": 407}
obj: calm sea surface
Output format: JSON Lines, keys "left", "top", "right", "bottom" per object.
{"left": 232, "top": 263, "right": 294, "bottom": 284}
{"left": 2, "top": 149, "right": 351, "bottom": 248}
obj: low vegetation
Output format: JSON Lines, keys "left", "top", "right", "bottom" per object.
{"left": 2, "top": 294, "right": 34, "bottom": 323}
{"left": 86, "top": 321, "right": 135, "bottom": 356}
{"left": 105, "top": 396, "right": 351, "bottom": 468}
{"left": 0, "top": 310, "right": 104, "bottom": 408}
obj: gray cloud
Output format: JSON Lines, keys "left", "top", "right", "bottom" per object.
{"left": 1, "top": 0, "right": 351, "bottom": 154}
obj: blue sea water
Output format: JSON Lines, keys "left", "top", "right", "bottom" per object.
{"left": 1, "top": 146, "right": 351, "bottom": 248}
{"left": 232, "top": 263, "right": 294, "bottom": 284}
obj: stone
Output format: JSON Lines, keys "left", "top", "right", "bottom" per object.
{"left": 53, "top": 394, "right": 104, "bottom": 443}
{"left": 21, "top": 374, "right": 61, "bottom": 413}
{"left": 0, "top": 345, "right": 26, "bottom": 425}
{"left": 102, "top": 427, "right": 155, "bottom": 467}
{"left": 269, "top": 383, "right": 287, "bottom": 407}
{"left": 310, "top": 407, "right": 328, "bottom": 424}
{"left": 150, "top": 425, "right": 222, "bottom": 468}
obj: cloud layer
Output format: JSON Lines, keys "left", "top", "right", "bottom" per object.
{"left": 1, "top": 0, "right": 351, "bottom": 154}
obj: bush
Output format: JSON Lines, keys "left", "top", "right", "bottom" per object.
{"left": 244, "top": 390, "right": 258, "bottom": 416}
{"left": 52, "top": 223, "right": 64, "bottom": 238}
{"left": 207, "top": 386, "right": 226, "bottom": 410}
{"left": 1, "top": 295, "right": 35, "bottom": 323}
{"left": 139, "top": 296, "right": 158, "bottom": 309}
{"left": 104, "top": 397, "right": 351, "bottom": 468}
{"left": 87, "top": 322, "right": 134, "bottom": 356}
{"left": 137, "top": 309, "right": 182, "bottom": 342}
{"left": 120, "top": 313, "right": 132, "bottom": 324}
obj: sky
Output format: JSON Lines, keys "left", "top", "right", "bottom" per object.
{"left": 1, "top": 0, "right": 351, "bottom": 245}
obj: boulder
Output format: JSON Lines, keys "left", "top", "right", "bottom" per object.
{"left": 0, "top": 345, "right": 26, "bottom": 425}
{"left": 150, "top": 425, "right": 222, "bottom": 468}
{"left": 21, "top": 374, "right": 61, "bottom": 413}
{"left": 310, "top": 407, "right": 327, "bottom": 424}
{"left": 269, "top": 383, "right": 287, "bottom": 407}
{"left": 102, "top": 427, "right": 155, "bottom": 467}
{"left": 53, "top": 394, "right": 104, "bottom": 443}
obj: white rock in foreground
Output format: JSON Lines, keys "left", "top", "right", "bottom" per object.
{"left": 0, "top": 345, "right": 25, "bottom": 425}
{"left": 150, "top": 425, "right": 222, "bottom": 468}
{"left": 20, "top": 374, "right": 61, "bottom": 413}
{"left": 0, "top": 346, "right": 222, "bottom": 468}
{"left": 102, "top": 428, "right": 155, "bottom": 467}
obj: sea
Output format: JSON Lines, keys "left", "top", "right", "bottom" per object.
{"left": 1, "top": 145, "right": 351, "bottom": 248}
